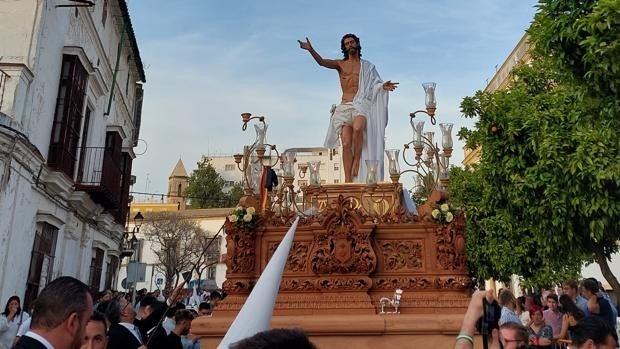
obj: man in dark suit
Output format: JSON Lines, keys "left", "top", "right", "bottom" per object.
{"left": 13, "top": 276, "right": 93, "bottom": 349}
{"left": 102, "top": 296, "right": 146, "bottom": 349}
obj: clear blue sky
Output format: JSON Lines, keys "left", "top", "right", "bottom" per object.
{"left": 126, "top": 0, "right": 537, "bottom": 196}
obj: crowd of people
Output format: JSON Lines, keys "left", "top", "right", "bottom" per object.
{"left": 455, "top": 278, "right": 619, "bottom": 349}
{"left": 0, "top": 277, "right": 230, "bottom": 349}
{"left": 2, "top": 275, "right": 617, "bottom": 349}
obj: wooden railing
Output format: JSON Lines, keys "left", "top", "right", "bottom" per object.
{"left": 75, "top": 146, "right": 123, "bottom": 209}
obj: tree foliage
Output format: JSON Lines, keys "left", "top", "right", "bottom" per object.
{"left": 452, "top": 0, "right": 619, "bottom": 293}
{"left": 185, "top": 157, "right": 237, "bottom": 208}
{"left": 226, "top": 182, "right": 245, "bottom": 207}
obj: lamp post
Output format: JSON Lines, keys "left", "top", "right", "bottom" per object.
{"left": 386, "top": 82, "right": 454, "bottom": 198}
{"left": 126, "top": 211, "right": 145, "bottom": 302}
{"left": 131, "top": 211, "right": 143, "bottom": 256}
{"left": 121, "top": 211, "right": 143, "bottom": 260}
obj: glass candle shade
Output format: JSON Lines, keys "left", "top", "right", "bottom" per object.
{"left": 365, "top": 160, "right": 380, "bottom": 185}
{"left": 410, "top": 120, "right": 425, "bottom": 147}
{"left": 282, "top": 151, "right": 296, "bottom": 177}
{"left": 422, "top": 82, "right": 437, "bottom": 109}
{"left": 385, "top": 149, "right": 400, "bottom": 175}
{"left": 439, "top": 123, "right": 453, "bottom": 149}
{"left": 308, "top": 161, "right": 321, "bottom": 186}
{"left": 254, "top": 123, "right": 268, "bottom": 147}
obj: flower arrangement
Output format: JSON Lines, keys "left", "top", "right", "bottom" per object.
{"left": 228, "top": 206, "right": 259, "bottom": 229}
{"left": 431, "top": 202, "right": 456, "bottom": 224}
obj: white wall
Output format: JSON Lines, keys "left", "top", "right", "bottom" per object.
{"left": 582, "top": 253, "right": 620, "bottom": 290}
{"left": 118, "top": 214, "right": 228, "bottom": 292}
{"left": 0, "top": 0, "right": 143, "bottom": 303}
{"left": 198, "top": 217, "right": 227, "bottom": 288}
{"left": 208, "top": 146, "right": 345, "bottom": 192}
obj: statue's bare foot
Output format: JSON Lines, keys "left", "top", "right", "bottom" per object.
{"left": 351, "top": 158, "right": 360, "bottom": 178}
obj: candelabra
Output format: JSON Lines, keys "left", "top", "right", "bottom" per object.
{"left": 385, "top": 82, "right": 453, "bottom": 200}
{"left": 379, "top": 289, "right": 403, "bottom": 314}
{"left": 272, "top": 151, "right": 328, "bottom": 216}
{"left": 232, "top": 113, "right": 280, "bottom": 209}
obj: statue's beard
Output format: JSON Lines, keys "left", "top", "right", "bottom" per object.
{"left": 348, "top": 47, "right": 358, "bottom": 55}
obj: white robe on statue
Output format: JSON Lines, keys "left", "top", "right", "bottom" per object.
{"left": 324, "top": 59, "right": 389, "bottom": 183}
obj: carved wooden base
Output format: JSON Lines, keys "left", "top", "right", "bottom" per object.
{"left": 221, "top": 184, "right": 470, "bottom": 318}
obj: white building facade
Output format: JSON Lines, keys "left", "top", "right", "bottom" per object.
{"left": 208, "top": 146, "right": 345, "bottom": 191}
{"left": 117, "top": 207, "right": 228, "bottom": 293}
{"left": 0, "top": 0, "right": 145, "bottom": 308}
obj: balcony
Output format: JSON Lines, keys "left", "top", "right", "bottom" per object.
{"left": 75, "top": 146, "right": 122, "bottom": 209}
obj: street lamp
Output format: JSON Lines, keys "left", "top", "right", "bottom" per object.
{"left": 129, "top": 212, "right": 144, "bottom": 260}
{"left": 134, "top": 211, "right": 144, "bottom": 231}
{"left": 121, "top": 211, "right": 144, "bottom": 260}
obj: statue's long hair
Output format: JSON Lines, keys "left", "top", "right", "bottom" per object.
{"left": 341, "top": 33, "right": 362, "bottom": 60}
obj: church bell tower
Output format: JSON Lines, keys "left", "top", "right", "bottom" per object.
{"left": 168, "top": 158, "right": 189, "bottom": 210}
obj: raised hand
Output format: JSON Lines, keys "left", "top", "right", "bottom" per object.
{"left": 297, "top": 37, "right": 313, "bottom": 51}
{"left": 383, "top": 80, "right": 399, "bottom": 91}
{"left": 7, "top": 304, "right": 18, "bottom": 320}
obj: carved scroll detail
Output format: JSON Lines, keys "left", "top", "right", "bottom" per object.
{"left": 435, "top": 213, "right": 467, "bottom": 271}
{"left": 224, "top": 222, "right": 256, "bottom": 274}
{"left": 373, "top": 277, "right": 435, "bottom": 290}
{"left": 222, "top": 278, "right": 254, "bottom": 294}
{"left": 381, "top": 240, "right": 424, "bottom": 271}
{"left": 310, "top": 196, "right": 377, "bottom": 274}
{"left": 267, "top": 241, "right": 310, "bottom": 272}
{"left": 435, "top": 276, "right": 472, "bottom": 289}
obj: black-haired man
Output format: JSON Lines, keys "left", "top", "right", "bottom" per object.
{"left": 568, "top": 316, "right": 617, "bottom": 349}
{"left": 14, "top": 276, "right": 93, "bottom": 349}
{"left": 230, "top": 328, "right": 316, "bottom": 349}
{"left": 167, "top": 310, "right": 196, "bottom": 349}
{"left": 581, "top": 278, "right": 617, "bottom": 335}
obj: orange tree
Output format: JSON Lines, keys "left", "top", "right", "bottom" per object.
{"left": 452, "top": 0, "right": 620, "bottom": 299}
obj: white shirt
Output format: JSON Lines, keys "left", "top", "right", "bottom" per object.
{"left": 0, "top": 312, "right": 30, "bottom": 349}
{"left": 16, "top": 317, "right": 31, "bottom": 337}
{"left": 119, "top": 322, "right": 143, "bottom": 344}
{"left": 162, "top": 317, "right": 175, "bottom": 335}
{"left": 23, "top": 331, "right": 55, "bottom": 349}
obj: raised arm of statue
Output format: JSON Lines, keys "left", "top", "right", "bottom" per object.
{"left": 298, "top": 37, "right": 340, "bottom": 70}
